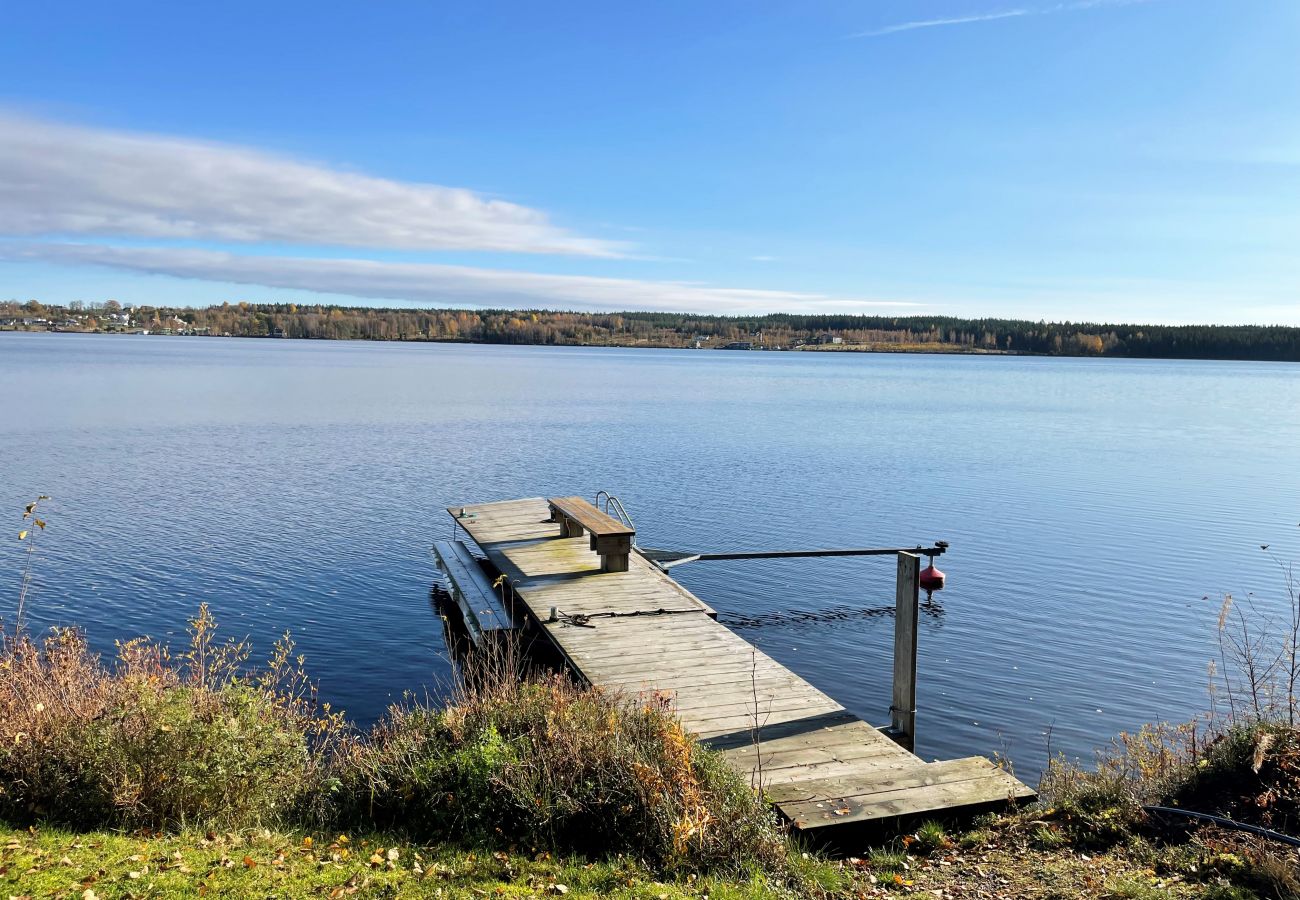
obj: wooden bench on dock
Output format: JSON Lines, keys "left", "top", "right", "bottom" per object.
{"left": 432, "top": 539, "right": 518, "bottom": 646}
{"left": 547, "top": 496, "right": 634, "bottom": 573}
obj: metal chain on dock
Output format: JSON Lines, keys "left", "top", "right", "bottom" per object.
{"left": 550, "top": 607, "right": 701, "bottom": 628}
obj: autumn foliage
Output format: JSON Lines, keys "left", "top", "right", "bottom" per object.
{"left": 0, "top": 610, "right": 784, "bottom": 876}
{"left": 336, "top": 646, "right": 784, "bottom": 873}
{"left": 0, "top": 607, "right": 342, "bottom": 829}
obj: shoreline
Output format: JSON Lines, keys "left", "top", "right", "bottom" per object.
{"left": 8, "top": 327, "right": 1300, "bottom": 364}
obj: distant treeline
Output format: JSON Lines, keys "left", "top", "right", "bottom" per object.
{"left": 6, "top": 299, "right": 1300, "bottom": 361}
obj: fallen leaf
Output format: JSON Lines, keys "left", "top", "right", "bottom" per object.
{"left": 242, "top": 856, "right": 256, "bottom": 869}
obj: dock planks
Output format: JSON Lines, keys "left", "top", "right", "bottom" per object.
{"left": 448, "top": 497, "right": 1034, "bottom": 829}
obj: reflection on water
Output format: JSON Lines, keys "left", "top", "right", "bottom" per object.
{"left": 724, "top": 598, "right": 944, "bottom": 630}
{"left": 430, "top": 583, "right": 471, "bottom": 670}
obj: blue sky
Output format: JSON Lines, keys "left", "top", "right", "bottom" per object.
{"left": 1, "top": 0, "right": 1297, "bottom": 323}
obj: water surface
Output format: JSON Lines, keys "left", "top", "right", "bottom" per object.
{"left": 3, "top": 332, "right": 1297, "bottom": 777}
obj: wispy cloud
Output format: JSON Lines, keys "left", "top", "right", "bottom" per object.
{"left": 0, "top": 242, "right": 923, "bottom": 315}
{"left": 854, "top": 8, "right": 1032, "bottom": 37}
{"left": 850, "top": 0, "right": 1151, "bottom": 38}
{"left": 0, "top": 112, "right": 623, "bottom": 257}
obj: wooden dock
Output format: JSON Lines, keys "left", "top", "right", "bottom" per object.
{"left": 445, "top": 496, "right": 1034, "bottom": 830}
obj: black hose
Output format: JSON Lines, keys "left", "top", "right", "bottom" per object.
{"left": 1143, "top": 805, "right": 1300, "bottom": 849}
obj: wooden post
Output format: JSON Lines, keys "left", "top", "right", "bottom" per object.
{"left": 891, "top": 551, "right": 920, "bottom": 751}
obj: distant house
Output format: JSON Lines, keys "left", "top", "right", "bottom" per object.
{"left": 811, "top": 333, "right": 843, "bottom": 345}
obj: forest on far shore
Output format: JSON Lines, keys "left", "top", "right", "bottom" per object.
{"left": 5, "top": 298, "right": 1300, "bottom": 361}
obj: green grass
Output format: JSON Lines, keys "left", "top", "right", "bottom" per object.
{"left": 0, "top": 825, "right": 829, "bottom": 900}
{"left": 1103, "top": 875, "right": 1180, "bottom": 900}
{"left": 864, "top": 847, "right": 906, "bottom": 873}
{"left": 910, "top": 821, "right": 949, "bottom": 856}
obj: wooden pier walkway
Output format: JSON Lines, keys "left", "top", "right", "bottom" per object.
{"left": 446, "top": 496, "right": 1033, "bottom": 830}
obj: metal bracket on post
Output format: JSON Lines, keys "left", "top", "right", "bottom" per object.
{"left": 891, "top": 551, "right": 920, "bottom": 752}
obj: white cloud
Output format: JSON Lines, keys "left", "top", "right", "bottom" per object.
{"left": 850, "top": 0, "right": 1154, "bottom": 38}
{"left": 0, "top": 242, "right": 922, "bottom": 315}
{"left": 0, "top": 112, "right": 622, "bottom": 257}
{"left": 853, "top": 9, "right": 1032, "bottom": 37}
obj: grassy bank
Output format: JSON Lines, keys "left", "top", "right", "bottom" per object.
{"left": 0, "top": 825, "right": 831, "bottom": 899}
{"left": 2, "top": 602, "right": 1298, "bottom": 897}
{"left": 4, "top": 796, "right": 1297, "bottom": 899}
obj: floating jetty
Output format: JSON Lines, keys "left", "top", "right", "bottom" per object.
{"left": 436, "top": 495, "right": 1034, "bottom": 831}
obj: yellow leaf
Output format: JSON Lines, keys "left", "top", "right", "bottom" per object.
{"left": 302, "top": 837, "right": 313, "bottom": 848}
{"left": 33, "top": 519, "right": 45, "bottom": 530}
{"left": 17, "top": 531, "right": 26, "bottom": 541}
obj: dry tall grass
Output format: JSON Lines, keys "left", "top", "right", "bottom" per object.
{"left": 0, "top": 605, "right": 345, "bottom": 829}
{"left": 336, "top": 636, "right": 787, "bottom": 874}
{"left": 1036, "top": 550, "right": 1300, "bottom": 897}
{"left": 0, "top": 611, "right": 789, "bottom": 877}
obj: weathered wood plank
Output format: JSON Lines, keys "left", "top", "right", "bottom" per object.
{"left": 720, "top": 722, "right": 908, "bottom": 757}
{"left": 778, "top": 760, "right": 1034, "bottom": 828}
{"left": 725, "top": 742, "right": 913, "bottom": 781}
{"left": 680, "top": 702, "right": 848, "bottom": 737}
{"left": 431, "top": 540, "right": 517, "bottom": 644}
{"left": 581, "top": 657, "right": 796, "bottom": 683}
{"left": 766, "top": 756, "right": 1010, "bottom": 804}
{"left": 547, "top": 496, "right": 635, "bottom": 538}
{"left": 891, "top": 551, "right": 919, "bottom": 752}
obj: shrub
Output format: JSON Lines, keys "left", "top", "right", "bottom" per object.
{"left": 333, "top": 646, "right": 786, "bottom": 875}
{"left": 0, "top": 606, "right": 344, "bottom": 829}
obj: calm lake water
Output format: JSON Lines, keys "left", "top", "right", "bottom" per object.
{"left": 2, "top": 331, "right": 1298, "bottom": 777}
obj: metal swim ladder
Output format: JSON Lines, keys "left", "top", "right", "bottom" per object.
{"left": 594, "top": 490, "right": 635, "bottom": 538}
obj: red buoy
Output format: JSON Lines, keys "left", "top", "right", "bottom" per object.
{"left": 919, "top": 563, "right": 946, "bottom": 598}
